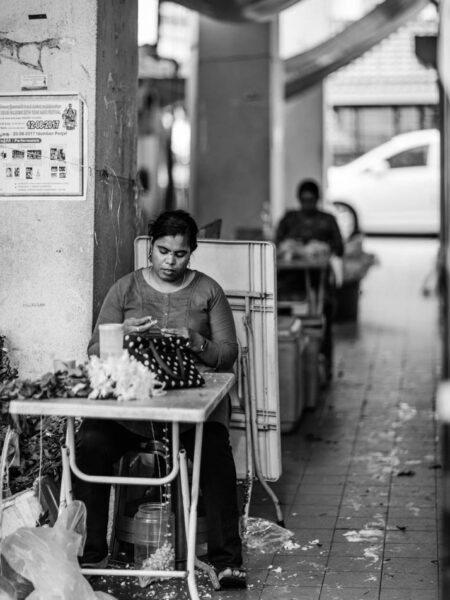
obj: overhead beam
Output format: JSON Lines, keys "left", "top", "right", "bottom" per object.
{"left": 163, "top": 0, "right": 305, "bottom": 22}
{"left": 284, "top": 0, "right": 431, "bottom": 98}
{"left": 242, "top": 0, "right": 303, "bottom": 22}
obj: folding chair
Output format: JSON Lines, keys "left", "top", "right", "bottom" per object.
{"left": 134, "top": 237, "right": 283, "bottom": 526}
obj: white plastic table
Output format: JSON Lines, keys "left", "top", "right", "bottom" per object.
{"left": 8, "top": 371, "right": 235, "bottom": 600}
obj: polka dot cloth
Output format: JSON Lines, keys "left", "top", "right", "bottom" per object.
{"left": 124, "top": 333, "right": 205, "bottom": 389}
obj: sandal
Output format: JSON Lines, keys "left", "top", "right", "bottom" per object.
{"left": 216, "top": 566, "right": 247, "bottom": 589}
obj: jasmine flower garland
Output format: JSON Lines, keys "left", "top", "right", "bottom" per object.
{"left": 87, "top": 352, "right": 165, "bottom": 402}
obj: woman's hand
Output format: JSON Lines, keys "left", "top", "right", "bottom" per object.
{"left": 161, "top": 326, "right": 189, "bottom": 338}
{"left": 123, "top": 316, "right": 157, "bottom": 336}
{"left": 161, "top": 327, "right": 207, "bottom": 353}
{"left": 187, "top": 329, "right": 207, "bottom": 354}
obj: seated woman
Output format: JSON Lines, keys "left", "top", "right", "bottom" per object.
{"left": 73, "top": 209, "right": 246, "bottom": 589}
{"left": 276, "top": 179, "right": 344, "bottom": 382}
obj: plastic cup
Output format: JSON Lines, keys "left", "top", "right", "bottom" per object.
{"left": 99, "top": 323, "right": 124, "bottom": 359}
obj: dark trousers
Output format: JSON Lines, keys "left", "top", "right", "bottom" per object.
{"left": 73, "top": 419, "right": 242, "bottom": 570}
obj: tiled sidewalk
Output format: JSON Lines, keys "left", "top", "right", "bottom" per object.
{"left": 248, "top": 237, "right": 441, "bottom": 600}
{"left": 93, "top": 237, "right": 441, "bottom": 600}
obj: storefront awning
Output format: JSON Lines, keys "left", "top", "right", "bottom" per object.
{"left": 284, "top": 0, "right": 431, "bottom": 98}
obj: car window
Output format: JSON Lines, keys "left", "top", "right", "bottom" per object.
{"left": 386, "top": 145, "right": 429, "bottom": 169}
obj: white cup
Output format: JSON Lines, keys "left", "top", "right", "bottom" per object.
{"left": 99, "top": 323, "right": 124, "bottom": 359}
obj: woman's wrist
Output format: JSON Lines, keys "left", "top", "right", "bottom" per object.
{"left": 192, "top": 336, "right": 207, "bottom": 353}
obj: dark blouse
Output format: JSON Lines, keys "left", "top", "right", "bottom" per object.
{"left": 275, "top": 208, "right": 344, "bottom": 257}
{"left": 88, "top": 269, "right": 238, "bottom": 434}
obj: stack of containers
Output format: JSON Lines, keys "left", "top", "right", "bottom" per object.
{"left": 277, "top": 316, "right": 307, "bottom": 433}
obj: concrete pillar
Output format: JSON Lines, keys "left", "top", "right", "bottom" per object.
{"left": 282, "top": 85, "right": 326, "bottom": 217}
{"left": 0, "top": 0, "right": 140, "bottom": 377}
{"left": 278, "top": 0, "right": 329, "bottom": 221}
{"left": 189, "top": 16, "right": 283, "bottom": 240}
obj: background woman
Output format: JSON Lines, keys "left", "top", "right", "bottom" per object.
{"left": 74, "top": 209, "right": 246, "bottom": 589}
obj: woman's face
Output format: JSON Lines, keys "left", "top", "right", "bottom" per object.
{"left": 151, "top": 234, "right": 191, "bottom": 283}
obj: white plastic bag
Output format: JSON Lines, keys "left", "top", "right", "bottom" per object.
{"left": 1, "top": 501, "right": 116, "bottom": 600}
{"left": 243, "top": 517, "right": 294, "bottom": 553}
{"left": 0, "top": 576, "right": 17, "bottom": 600}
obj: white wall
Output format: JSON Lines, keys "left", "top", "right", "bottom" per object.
{"left": 0, "top": 0, "right": 139, "bottom": 377}
{"left": 0, "top": 0, "right": 97, "bottom": 376}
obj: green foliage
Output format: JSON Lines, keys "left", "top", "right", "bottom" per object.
{"left": 0, "top": 338, "right": 86, "bottom": 494}
{"left": 0, "top": 334, "right": 18, "bottom": 384}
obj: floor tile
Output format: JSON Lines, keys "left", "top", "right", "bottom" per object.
{"left": 330, "top": 540, "right": 383, "bottom": 559}
{"left": 379, "top": 590, "right": 438, "bottom": 600}
{"left": 323, "top": 569, "right": 380, "bottom": 588}
{"left": 385, "top": 529, "right": 437, "bottom": 545}
{"left": 383, "top": 542, "right": 438, "bottom": 558}
{"left": 327, "top": 554, "right": 382, "bottom": 571}
{"left": 385, "top": 516, "right": 436, "bottom": 531}
{"left": 320, "top": 590, "right": 379, "bottom": 600}
{"left": 285, "top": 514, "right": 337, "bottom": 529}
{"left": 260, "top": 585, "right": 321, "bottom": 599}
{"left": 381, "top": 556, "right": 438, "bottom": 575}
{"left": 335, "top": 515, "right": 386, "bottom": 530}
{"left": 381, "top": 569, "right": 437, "bottom": 588}
{"left": 265, "top": 568, "right": 324, "bottom": 586}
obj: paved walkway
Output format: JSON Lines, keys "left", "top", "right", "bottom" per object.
{"left": 93, "top": 237, "right": 441, "bottom": 600}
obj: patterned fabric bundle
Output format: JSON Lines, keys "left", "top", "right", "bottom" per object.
{"left": 124, "top": 333, "right": 205, "bottom": 389}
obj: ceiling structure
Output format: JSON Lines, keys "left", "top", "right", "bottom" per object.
{"left": 167, "top": 0, "right": 303, "bottom": 22}
{"left": 284, "top": 0, "right": 432, "bottom": 97}
{"left": 166, "top": 0, "right": 433, "bottom": 97}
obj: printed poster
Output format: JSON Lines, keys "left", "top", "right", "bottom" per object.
{"left": 0, "top": 94, "right": 84, "bottom": 197}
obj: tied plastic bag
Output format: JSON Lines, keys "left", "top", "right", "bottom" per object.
{"left": 0, "top": 556, "right": 32, "bottom": 600}
{"left": 0, "top": 576, "right": 17, "bottom": 600}
{"left": 243, "top": 517, "right": 295, "bottom": 553}
{"left": 0, "top": 501, "right": 116, "bottom": 600}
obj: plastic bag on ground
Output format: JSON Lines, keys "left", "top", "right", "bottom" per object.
{"left": 0, "top": 500, "right": 116, "bottom": 600}
{"left": 243, "top": 517, "right": 294, "bottom": 553}
{"left": 0, "top": 555, "right": 33, "bottom": 600}
{"left": 0, "top": 575, "right": 17, "bottom": 600}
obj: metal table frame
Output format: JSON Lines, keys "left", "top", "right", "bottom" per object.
{"left": 7, "top": 372, "right": 235, "bottom": 600}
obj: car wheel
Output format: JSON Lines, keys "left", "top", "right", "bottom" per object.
{"left": 332, "top": 202, "right": 360, "bottom": 240}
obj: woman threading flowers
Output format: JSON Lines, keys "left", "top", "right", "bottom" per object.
{"left": 73, "top": 210, "right": 246, "bottom": 589}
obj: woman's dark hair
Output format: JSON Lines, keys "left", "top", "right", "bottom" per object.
{"left": 297, "top": 178, "right": 320, "bottom": 200}
{"left": 149, "top": 209, "right": 199, "bottom": 252}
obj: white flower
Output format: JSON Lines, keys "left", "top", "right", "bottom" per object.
{"left": 87, "top": 352, "right": 165, "bottom": 402}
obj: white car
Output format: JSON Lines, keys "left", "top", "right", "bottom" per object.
{"left": 327, "top": 129, "right": 440, "bottom": 235}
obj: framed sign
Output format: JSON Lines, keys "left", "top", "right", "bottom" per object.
{"left": 0, "top": 94, "right": 84, "bottom": 198}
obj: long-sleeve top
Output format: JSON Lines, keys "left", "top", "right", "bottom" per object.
{"left": 275, "top": 208, "right": 344, "bottom": 257}
{"left": 88, "top": 268, "right": 238, "bottom": 435}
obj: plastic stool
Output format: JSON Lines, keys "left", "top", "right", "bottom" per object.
{"left": 109, "top": 444, "right": 208, "bottom": 566}
{"left": 109, "top": 441, "right": 170, "bottom": 562}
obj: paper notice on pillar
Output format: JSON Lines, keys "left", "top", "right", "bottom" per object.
{"left": 439, "top": 0, "right": 450, "bottom": 98}
{"left": 0, "top": 94, "right": 85, "bottom": 198}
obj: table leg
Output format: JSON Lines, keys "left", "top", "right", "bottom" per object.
{"left": 179, "top": 422, "right": 203, "bottom": 600}
{"left": 59, "top": 444, "right": 73, "bottom": 509}
{"left": 317, "top": 267, "right": 326, "bottom": 314}
{"left": 305, "top": 269, "right": 313, "bottom": 312}
{"left": 63, "top": 418, "right": 200, "bottom": 594}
